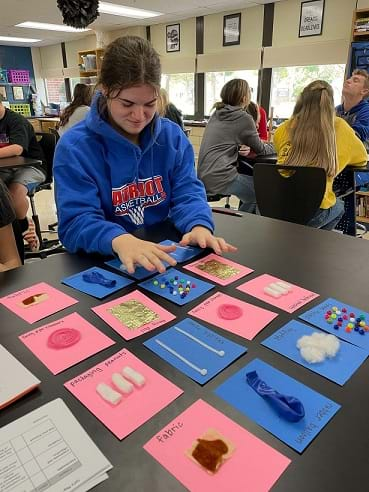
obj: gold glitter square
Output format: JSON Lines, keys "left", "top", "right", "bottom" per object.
{"left": 108, "top": 299, "right": 159, "bottom": 330}
{"left": 196, "top": 259, "right": 240, "bottom": 280}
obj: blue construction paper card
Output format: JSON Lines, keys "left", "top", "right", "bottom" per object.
{"left": 139, "top": 268, "right": 215, "bottom": 306}
{"left": 262, "top": 320, "right": 368, "bottom": 386}
{"left": 104, "top": 258, "right": 159, "bottom": 280}
{"left": 143, "top": 318, "right": 247, "bottom": 384}
{"left": 61, "top": 266, "right": 134, "bottom": 299}
{"left": 299, "top": 298, "right": 369, "bottom": 351}
{"left": 214, "top": 358, "right": 340, "bottom": 453}
{"left": 159, "top": 240, "right": 202, "bottom": 262}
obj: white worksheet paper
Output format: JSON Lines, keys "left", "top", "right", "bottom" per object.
{"left": 0, "top": 398, "right": 112, "bottom": 492}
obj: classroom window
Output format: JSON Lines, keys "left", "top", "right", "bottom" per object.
{"left": 161, "top": 73, "right": 195, "bottom": 117}
{"left": 205, "top": 70, "right": 259, "bottom": 116}
{"left": 45, "top": 78, "right": 67, "bottom": 104}
{"left": 270, "top": 64, "right": 346, "bottom": 119}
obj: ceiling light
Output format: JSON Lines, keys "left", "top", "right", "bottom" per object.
{"left": 16, "top": 22, "right": 90, "bottom": 32}
{"left": 0, "top": 36, "right": 41, "bottom": 43}
{"left": 99, "top": 2, "right": 162, "bottom": 19}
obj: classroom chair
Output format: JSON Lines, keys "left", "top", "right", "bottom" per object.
{"left": 26, "top": 132, "right": 64, "bottom": 258}
{"left": 253, "top": 163, "right": 326, "bottom": 225}
{"left": 206, "top": 193, "right": 231, "bottom": 209}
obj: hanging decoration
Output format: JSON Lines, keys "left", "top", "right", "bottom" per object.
{"left": 56, "top": 0, "right": 99, "bottom": 29}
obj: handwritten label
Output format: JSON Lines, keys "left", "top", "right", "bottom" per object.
{"left": 156, "top": 421, "right": 183, "bottom": 443}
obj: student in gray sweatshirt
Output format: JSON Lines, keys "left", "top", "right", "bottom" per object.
{"left": 198, "top": 79, "right": 274, "bottom": 213}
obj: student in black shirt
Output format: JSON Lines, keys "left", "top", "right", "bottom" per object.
{"left": 0, "top": 179, "right": 21, "bottom": 271}
{"left": 0, "top": 99, "right": 46, "bottom": 250}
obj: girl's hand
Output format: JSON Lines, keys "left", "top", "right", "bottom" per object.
{"left": 179, "top": 226, "right": 237, "bottom": 255}
{"left": 238, "top": 145, "right": 251, "bottom": 157}
{"left": 112, "top": 234, "right": 177, "bottom": 274}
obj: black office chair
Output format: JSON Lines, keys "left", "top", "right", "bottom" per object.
{"left": 206, "top": 194, "right": 231, "bottom": 209}
{"left": 253, "top": 163, "right": 326, "bottom": 225}
{"left": 26, "top": 132, "right": 64, "bottom": 258}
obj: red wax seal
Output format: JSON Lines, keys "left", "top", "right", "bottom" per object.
{"left": 217, "top": 304, "right": 243, "bottom": 320}
{"left": 47, "top": 328, "right": 81, "bottom": 349}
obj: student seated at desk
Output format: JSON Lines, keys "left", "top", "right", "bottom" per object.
{"left": 0, "top": 98, "right": 46, "bottom": 251}
{"left": 274, "top": 80, "right": 367, "bottom": 230}
{"left": 0, "top": 179, "right": 21, "bottom": 271}
{"left": 58, "top": 83, "right": 92, "bottom": 136}
{"left": 198, "top": 79, "right": 274, "bottom": 213}
{"left": 157, "top": 88, "right": 184, "bottom": 130}
{"left": 247, "top": 101, "right": 268, "bottom": 141}
{"left": 54, "top": 36, "right": 236, "bottom": 274}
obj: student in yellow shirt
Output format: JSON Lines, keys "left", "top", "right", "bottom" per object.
{"left": 274, "top": 80, "right": 367, "bottom": 230}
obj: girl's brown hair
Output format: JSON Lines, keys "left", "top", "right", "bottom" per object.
{"left": 213, "top": 78, "right": 251, "bottom": 111}
{"left": 59, "top": 83, "right": 92, "bottom": 127}
{"left": 285, "top": 80, "right": 337, "bottom": 177}
{"left": 98, "top": 35, "right": 161, "bottom": 98}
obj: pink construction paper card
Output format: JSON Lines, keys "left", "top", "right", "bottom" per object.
{"left": 237, "top": 274, "right": 319, "bottom": 313}
{"left": 0, "top": 282, "right": 78, "bottom": 324}
{"left": 64, "top": 349, "right": 183, "bottom": 440}
{"left": 91, "top": 290, "right": 175, "bottom": 340}
{"left": 19, "top": 312, "right": 115, "bottom": 375}
{"left": 189, "top": 292, "right": 278, "bottom": 340}
{"left": 183, "top": 253, "right": 254, "bottom": 286}
{"left": 144, "top": 399, "right": 290, "bottom": 492}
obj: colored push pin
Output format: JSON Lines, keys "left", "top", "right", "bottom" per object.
{"left": 345, "top": 326, "right": 352, "bottom": 333}
{"left": 173, "top": 290, "right": 177, "bottom": 296}
{"left": 336, "top": 310, "right": 341, "bottom": 316}
{"left": 365, "top": 326, "right": 369, "bottom": 332}
{"left": 349, "top": 317, "right": 356, "bottom": 323}
{"left": 160, "top": 283, "right": 166, "bottom": 289}
{"left": 327, "top": 310, "right": 332, "bottom": 315}
{"left": 343, "top": 314, "right": 348, "bottom": 320}
{"left": 359, "top": 329, "right": 365, "bottom": 335}
{"left": 342, "top": 307, "right": 347, "bottom": 313}
{"left": 350, "top": 312, "right": 355, "bottom": 318}
{"left": 360, "top": 314, "right": 365, "bottom": 320}
{"left": 153, "top": 280, "right": 159, "bottom": 286}
{"left": 332, "top": 306, "right": 338, "bottom": 312}
{"left": 327, "top": 318, "right": 333, "bottom": 324}
{"left": 331, "top": 313, "right": 337, "bottom": 319}
{"left": 334, "top": 324, "right": 340, "bottom": 330}
{"left": 354, "top": 326, "right": 359, "bottom": 332}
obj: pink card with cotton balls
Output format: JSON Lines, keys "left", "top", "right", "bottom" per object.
{"left": 0, "top": 282, "right": 78, "bottom": 324}
{"left": 183, "top": 253, "right": 253, "bottom": 286}
{"left": 64, "top": 348, "right": 183, "bottom": 440}
{"left": 92, "top": 290, "right": 176, "bottom": 340}
{"left": 19, "top": 312, "right": 115, "bottom": 375}
{"left": 144, "top": 399, "right": 290, "bottom": 492}
{"left": 188, "top": 292, "right": 278, "bottom": 340}
{"left": 237, "top": 274, "right": 319, "bottom": 313}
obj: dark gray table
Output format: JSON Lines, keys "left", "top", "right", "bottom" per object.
{"left": 1, "top": 214, "right": 369, "bottom": 491}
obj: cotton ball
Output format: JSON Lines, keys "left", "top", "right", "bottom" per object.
{"left": 319, "top": 334, "right": 340, "bottom": 358}
{"left": 299, "top": 345, "right": 326, "bottom": 364}
{"left": 296, "top": 332, "right": 340, "bottom": 364}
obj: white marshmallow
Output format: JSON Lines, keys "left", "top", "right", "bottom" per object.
{"left": 96, "top": 383, "right": 122, "bottom": 405}
{"left": 122, "top": 366, "right": 146, "bottom": 387}
{"left": 112, "top": 373, "right": 133, "bottom": 394}
{"left": 264, "top": 286, "right": 281, "bottom": 298}
{"left": 269, "top": 282, "right": 289, "bottom": 295}
{"left": 275, "top": 281, "right": 292, "bottom": 291}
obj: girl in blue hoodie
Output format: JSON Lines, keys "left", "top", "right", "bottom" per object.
{"left": 54, "top": 36, "right": 236, "bottom": 274}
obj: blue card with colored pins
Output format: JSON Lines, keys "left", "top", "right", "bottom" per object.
{"left": 262, "top": 320, "right": 368, "bottom": 386}
{"left": 143, "top": 318, "right": 247, "bottom": 384}
{"left": 61, "top": 266, "right": 134, "bottom": 299}
{"left": 139, "top": 268, "right": 215, "bottom": 306}
{"left": 214, "top": 358, "right": 340, "bottom": 453}
{"left": 299, "top": 298, "right": 369, "bottom": 351}
{"left": 158, "top": 240, "right": 202, "bottom": 262}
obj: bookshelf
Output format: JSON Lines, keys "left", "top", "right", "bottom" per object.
{"left": 351, "top": 8, "right": 369, "bottom": 42}
{"left": 77, "top": 48, "right": 104, "bottom": 78}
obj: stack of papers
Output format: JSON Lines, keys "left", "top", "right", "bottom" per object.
{"left": 0, "top": 398, "right": 112, "bottom": 491}
{"left": 0, "top": 344, "right": 40, "bottom": 410}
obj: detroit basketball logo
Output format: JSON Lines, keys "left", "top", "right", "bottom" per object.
{"left": 112, "top": 176, "right": 166, "bottom": 225}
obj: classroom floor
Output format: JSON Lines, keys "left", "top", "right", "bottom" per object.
{"left": 32, "top": 187, "right": 369, "bottom": 242}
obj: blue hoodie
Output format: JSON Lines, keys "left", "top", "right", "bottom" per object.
{"left": 336, "top": 99, "right": 369, "bottom": 144}
{"left": 53, "top": 95, "right": 214, "bottom": 256}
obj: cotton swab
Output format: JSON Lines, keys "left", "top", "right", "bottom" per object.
{"left": 173, "top": 326, "right": 225, "bottom": 356}
{"left": 155, "top": 339, "right": 208, "bottom": 376}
